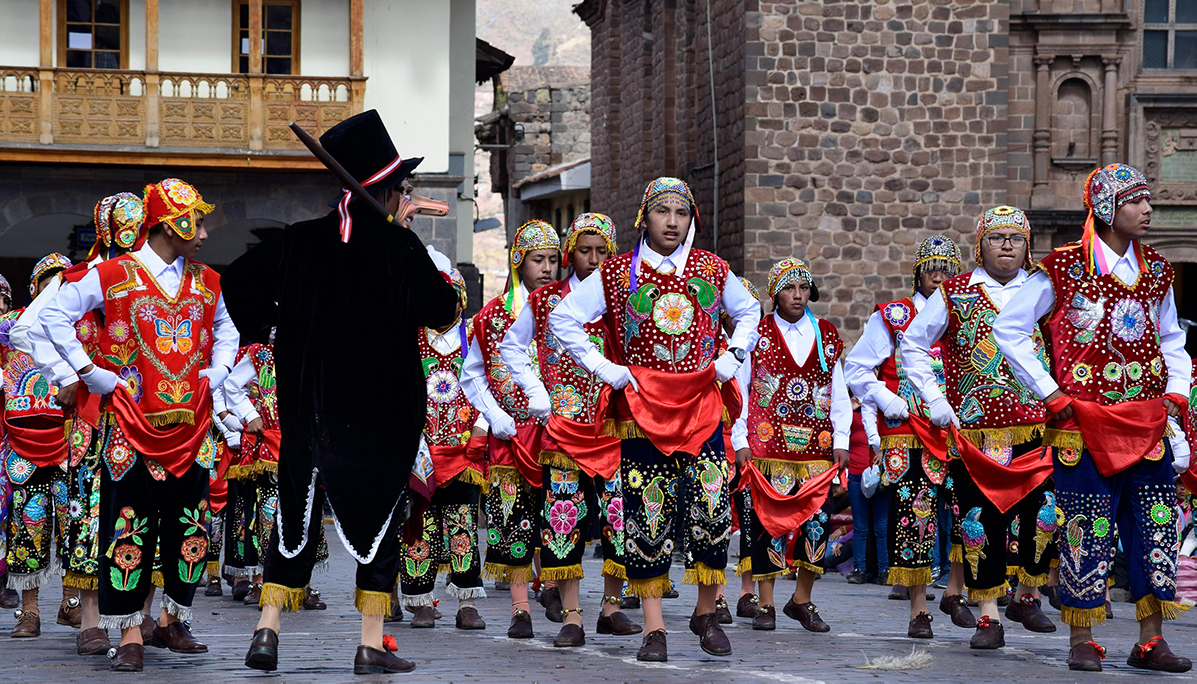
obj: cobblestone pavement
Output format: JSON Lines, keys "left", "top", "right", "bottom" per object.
{"left": 1, "top": 525, "right": 1194, "bottom": 682}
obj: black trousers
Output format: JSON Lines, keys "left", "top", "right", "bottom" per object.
{"left": 97, "top": 459, "right": 210, "bottom": 629}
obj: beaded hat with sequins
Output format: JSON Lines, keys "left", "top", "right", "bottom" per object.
{"left": 144, "top": 178, "right": 214, "bottom": 241}
{"left": 633, "top": 177, "right": 701, "bottom": 231}
{"left": 0, "top": 274, "right": 11, "bottom": 306}
{"left": 1080, "top": 163, "right": 1151, "bottom": 276}
{"left": 448, "top": 266, "right": 467, "bottom": 310}
{"left": 974, "top": 205, "right": 1033, "bottom": 270}
{"left": 29, "top": 253, "right": 72, "bottom": 297}
{"left": 92, "top": 192, "right": 146, "bottom": 259}
{"left": 563, "top": 212, "right": 617, "bottom": 258}
{"left": 912, "top": 234, "right": 962, "bottom": 294}
{"left": 767, "top": 257, "right": 820, "bottom": 302}
{"left": 505, "top": 219, "right": 560, "bottom": 315}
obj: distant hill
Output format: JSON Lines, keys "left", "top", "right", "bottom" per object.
{"left": 477, "top": 0, "right": 590, "bottom": 68}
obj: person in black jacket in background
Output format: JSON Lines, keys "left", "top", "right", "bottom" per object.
{"left": 221, "top": 110, "right": 458, "bottom": 675}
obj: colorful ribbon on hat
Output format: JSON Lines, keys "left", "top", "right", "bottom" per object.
{"left": 336, "top": 154, "right": 403, "bottom": 243}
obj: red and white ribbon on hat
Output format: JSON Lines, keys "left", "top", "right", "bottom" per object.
{"left": 336, "top": 154, "right": 404, "bottom": 243}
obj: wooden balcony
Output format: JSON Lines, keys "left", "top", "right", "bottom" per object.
{"left": 0, "top": 67, "right": 364, "bottom": 169}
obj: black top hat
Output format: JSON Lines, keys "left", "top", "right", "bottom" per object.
{"left": 322, "top": 109, "right": 423, "bottom": 207}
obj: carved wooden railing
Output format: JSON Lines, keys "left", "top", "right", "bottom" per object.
{"left": 0, "top": 67, "right": 363, "bottom": 151}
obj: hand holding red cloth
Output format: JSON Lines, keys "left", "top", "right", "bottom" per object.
{"left": 948, "top": 424, "right": 1052, "bottom": 514}
{"left": 1047, "top": 396, "right": 1168, "bottom": 477}
{"left": 905, "top": 415, "right": 950, "bottom": 462}
{"left": 489, "top": 423, "right": 545, "bottom": 488}
{"left": 737, "top": 460, "right": 840, "bottom": 540}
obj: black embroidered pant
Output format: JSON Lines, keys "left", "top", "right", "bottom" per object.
{"left": 483, "top": 468, "right": 540, "bottom": 584}
{"left": 886, "top": 447, "right": 940, "bottom": 587}
{"left": 63, "top": 418, "right": 105, "bottom": 589}
{"left": 539, "top": 464, "right": 595, "bottom": 580}
{"left": 594, "top": 472, "right": 627, "bottom": 579}
{"left": 746, "top": 463, "right": 833, "bottom": 580}
{"left": 399, "top": 479, "right": 485, "bottom": 604}
{"left": 223, "top": 478, "right": 259, "bottom": 578}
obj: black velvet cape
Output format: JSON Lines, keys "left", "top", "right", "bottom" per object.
{"left": 221, "top": 207, "right": 457, "bottom": 562}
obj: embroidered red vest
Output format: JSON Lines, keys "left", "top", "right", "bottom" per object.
{"left": 418, "top": 324, "right": 477, "bottom": 448}
{"left": 0, "top": 308, "right": 64, "bottom": 422}
{"left": 62, "top": 263, "right": 105, "bottom": 467}
{"left": 94, "top": 254, "right": 220, "bottom": 425}
{"left": 1039, "top": 243, "right": 1172, "bottom": 411}
{"left": 939, "top": 274, "right": 1047, "bottom": 441}
{"left": 746, "top": 315, "right": 844, "bottom": 464}
{"left": 472, "top": 295, "right": 535, "bottom": 428}
{"left": 529, "top": 279, "right": 606, "bottom": 425}
{"left": 599, "top": 249, "right": 729, "bottom": 373}
{"left": 236, "top": 343, "right": 279, "bottom": 469}
{"left": 873, "top": 298, "right": 942, "bottom": 448}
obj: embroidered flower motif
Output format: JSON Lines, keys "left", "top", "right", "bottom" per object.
{"left": 883, "top": 302, "right": 910, "bottom": 326}
{"left": 181, "top": 536, "right": 208, "bottom": 563}
{"left": 426, "top": 370, "right": 459, "bottom": 404}
{"left": 652, "top": 293, "right": 694, "bottom": 336}
{"left": 1151, "top": 356, "right": 1163, "bottom": 376}
{"left": 68, "top": 499, "right": 84, "bottom": 520}
{"left": 1071, "top": 363, "right": 1093, "bottom": 386}
{"left": 114, "top": 544, "right": 141, "bottom": 571}
{"left": 1067, "top": 262, "right": 1084, "bottom": 280}
{"left": 1103, "top": 362, "right": 1122, "bottom": 382}
{"left": 163, "top": 178, "right": 199, "bottom": 205}
{"left": 818, "top": 431, "right": 831, "bottom": 449}
{"left": 409, "top": 538, "right": 431, "bottom": 560}
{"left": 450, "top": 534, "right": 471, "bottom": 556}
{"left": 487, "top": 529, "right": 500, "bottom": 545}
{"left": 1111, "top": 299, "right": 1147, "bottom": 342}
{"left": 777, "top": 404, "right": 791, "bottom": 417}
{"left": 76, "top": 318, "right": 95, "bottom": 341}
{"left": 519, "top": 518, "right": 532, "bottom": 531}
{"left": 626, "top": 469, "right": 643, "bottom": 489}
{"left": 1126, "top": 362, "right": 1143, "bottom": 381}
{"left": 1150, "top": 503, "right": 1172, "bottom": 526}
{"left": 457, "top": 406, "right": 473, "bottom": 424}
{"left": 510, "top": 541, "right": 528, "bottom": 558}
{"left": 119, "top": 365, "right": 143, "bottom": 403}
{"left": 901, "top": 548, "right": 914, "bottom": 560}
{"left": 756, "top": 423, "right": 774, "bottom": 442}
{"left": 550, "top": 384, "right": 584, "bottom": 418}
{"left": 548, "top": 500, "right": 578, "bottom": 534}
{"left": 786, "top": 377, "right": 809, "bottom": 402}
{"left": 1092, "top": 517, "right": 1110, "bottom": 537}
{"left": 606, "top": 498, "right": 624, "bottom": 531}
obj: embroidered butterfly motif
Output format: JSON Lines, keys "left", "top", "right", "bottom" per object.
{"left": 154, "top": 317, "right": 193, "bottom": 354}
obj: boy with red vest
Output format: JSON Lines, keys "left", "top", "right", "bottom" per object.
{"left": 845, "top": 234, "right": 973, "bottom": 639}
{"left": 40, "top": 178, "right": 238, "bottom": 672}
{"left": 902, "top": 207, "right": 1057, "bottom": 649}
{"left": 731, "top": 258, "right": 851, "bottom": 632}
{"left": 461, "top": 219, "right": 559, "bottom": 639}
{"left": 993, "top": 164, "right": 1192, "bottom": 673}
{"left": 550, "top": 178, "right": 761, "bottom": 662}
{"left": 397, "top": 266, "right": 489, "bottom": 630}
{"left": 500, "top": 213, "right": 643, "bottom": 647}
{"left": 1, "top": 254, "right": 76, "bottom": 638}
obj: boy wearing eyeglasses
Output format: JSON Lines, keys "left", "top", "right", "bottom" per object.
{"left": 901, "top": 207, "right": 1056, "bottom": 650}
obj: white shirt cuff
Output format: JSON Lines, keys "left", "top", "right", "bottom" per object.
{"left": 580, "top": 348, "right": 607, "bottom": 374}
{"left": 1166, "top": 378, "right": 1190, "bottom": 399}
{"left": 832, "top": 435, "right": 849, "bottom": 451}
{"left": 1033, "top": 376, "right": 1061, "bottom": 401}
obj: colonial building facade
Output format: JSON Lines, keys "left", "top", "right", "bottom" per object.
{"left": 575, "top": 0, "right": 1197, "bottom": 341}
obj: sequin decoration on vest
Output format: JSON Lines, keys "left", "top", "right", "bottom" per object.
{"left": 473, "top": 297, "right": 537, "bottom": 429}
{"left": 530, "top": 279, "right": 607, "bottom": 424}
{"left": 418, "top": 325, "right": 478, "bottom": 448}
{"left": 599, "top": 249, "right": 729, "bottom": 373}
{"left": 238, "top": 343, "right": 279, "bottom": 473}
{"left": 874, "top": 297, "right": 944, "bottom": 449}
{"left": 95, "top": 254, "right": 220, "bottom": 425}
{"left": 938, "top": 273, "right": 1047, "bottom": 461}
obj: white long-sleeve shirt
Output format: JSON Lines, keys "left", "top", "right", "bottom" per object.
{"left": 903, "top": 267, "right": 1028, "bottom": 407}
{"left": 499, "top": 275, "right": 584, "bottom": 396}
{"left": 222, "top": 353, "right": 261, "bottom": 423}
{"left": 993, "top": 237, "right": 1190, "bottom": 399}
{"left": 730, "top": 312, "right": 852, "bottom": 452}
{"left": 461, "top": 284, "right": 530, "bottom": 424}
{"left": 548, "top": 239, "right": 761, "bottom": 374}
{"left": 12, "top": 255, "right": 105, "bottom": 387}
{"left": 843, "top": 291, "right": 928, "bottom": 410}
{"left": 40, "top": 243, "right": 239, "bottom": 376}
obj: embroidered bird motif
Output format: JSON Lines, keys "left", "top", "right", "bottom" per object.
{"left": 698, "top": 461, "right": 724, "bottom": 518}
{"left": 960, "top": 507, "right": 987, "bottom": 580}
{"left": 104, "top": 506, "right": 137, "bottom": 558}
{"left": 1066, "top": 514, "right": 1089, "bottom": 572}
{"left": 1065, "top": 292, "right": 1104, "bottom": 344}
{"left": 624, "top": 283, "right": 659, "bottom": 342}
{"left": 643, "top": 475, "right": 667, "bottom": 538}
{"left": 686, "top": 277, "right": 719, "bottom": 316}
{"left": 1033, "top": 491, "right": 1061, "bottom": 564}
{"left": 498, "top": 478, "right": 518, "bottom": 524}
{"left": 911, "top": 488, "right": 934, "bottom": 543}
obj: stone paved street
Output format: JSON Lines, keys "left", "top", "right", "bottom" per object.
{"left": 1, "top": 525, "right": 1195, "bottom": 682}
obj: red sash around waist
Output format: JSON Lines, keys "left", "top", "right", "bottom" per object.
{"left": 613, "top": 365, "right": 722, "bottom": 456}
{"left": 489, "top": 423, "right": 545, "bottom": 488}
{"left": 738, "top": 460, "right": 839, "bottom": 540}
{"left": 109, "top": 377, "right": 213, "bottom": 478}
{"left": 950, "top": 424, "right": 1052, "bottom": 514}
{"left": 4, "top": 418, "right": 69, "bottom": 467}
{"left": 1047, "top": 395, "right": 1172, "bottom": 477}
{"left": 545, "top": 412, "right": 620, "bottom": 479}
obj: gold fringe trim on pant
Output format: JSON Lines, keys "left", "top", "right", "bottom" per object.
{"left": 354, "top": 588, "right": 392, "bottom": 616}
{"left": 627, "top": 574, "right": 672, "bottom": 598}
{"left": 955, "top": 424, "right": 1043, "bottom": 449}
{"left": 63, "top": 570, "right": 98, "bottom": 590}
{"left": 540, "top": 564, "right": 584, "bottom": 581}
{"left": 682, "top": 562, "right": 726, "bottom": 586}
{"left": 539, "top": 450, "right": 579, "bottom": 471}
{"left": 1050, "top": 558, "right": 1059, "bottom": 568}
{"left": 752, "top": 569, "right": 788, "bottom": 581}
{"left": 151, "top": 570, "right": 164, "bottom": 588}
{"left": 880, "top": 434, "right": 922, "bottom": 450}
{"left": 451, "top": 467, "right": 488, "bottom": 491}
{"left": 225, "top": 460, "right": 279, "bottom": 480}
{"left": 603, "top": 419, "right": 648, "bottom": 440}
{"left": 793, "top": 560, "right": 825, "bottom": 575}
{"left": 205, "top": 561, "right": 220, "bottom": 576}
{"left": 260, "top": 583, "right": 304, "bottom": 612}
{"left": 602, "top": 559, "right": 626, "bottom": 580}
{"left": 949, "top": 544, "right": 963, "bottom": 564}
{"left": 1017, "top": 569, "right": 1049, "bottom": 588}
{"left": 1005, "top": 565, "right": 1021, "bottom": 578}
{"left": 1043, "top": 428, "right": 1084, "bottom": 450}
{"left": 888, "top": 566, "right": 932, "bottom": 587}
{"left": 967, "top": 582, "right": 1010, "bottom": 602}
{"left": 1061, "top": 605, "right": 1108, "bottom": 627}
{"left": 482, "top": 562, "right": 535, "bottom": 585}
{"left": 735, "top": 557, "right": 752, "bottom": 577}
{"left": 1136, "top": 595, "right": 1191, "bottom": 621}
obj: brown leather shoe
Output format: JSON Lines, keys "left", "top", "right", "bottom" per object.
{"left": 507, "top": 609, "right": 533, "bottom": 639}
{"left": 1004, "top": 594, "right": 1056, "bottom": 633}
{"left": 383, "top": 601, "right": 404, "bottom": 623}
{"left": 139, "top": 614, "right": 154, "bottom": 645}
{"left": 10, "top": 610, "right": 40, "bottom": 638}
{"left": 908, "top": 611, "right": 934, "bottom": 638}
{"left": 939, "top": 593, "right": 976, "bottom": 628}
{"left": 636, "top": 629, "right": 668, "bottom": 662}
{"left": 410, "top": 605, "right": 436, "bottom": 628}
{"left": 688, "top": 612, "right": 732, "bottom": 656}
{"left": 58, "top": 596, "right": 82, "bottom": 627}
{"left": 77, "top": 626, "right": 111, "bottom": 655}
{"left": 783, "top": 598, "right": 830, "bottom": 632}
{"left": 244, "top": 583, "right": 262, "bottom": 606}
{"left": 1127, "top": 637, "right": 1192, "bottom": 673}
{"left": 1041, "top": 584, "right": 1061, "bottom": 610}
{"left": 455, "top": 605, "right": 486, "bottom": 630}
{"left": 969, "top": 616, "right": 1005, "bottom": 649}
{"left": 595, "top": 610, "right": 642, "bottom": 635}
{"left": 553, "top": 623, "right": 585, "bottom": 647}
{"left": 354, "top": 644, "right": 416, "bottom": 674}
{"left": 736, "top": 593, "right": 759, "bottom": 618}
{"left": 149, "top": 620, "right": 208, "bottom": 653}
{"left": 0, "top": 583, "right": 18, "bottom": 609}
{"left": 888, "top": 585, "right": 910, "bottom": 601}
{"left": 1068, "top": 640, "right": 1105, "bottom": 672}
{"left": 620, "top": 594, "right": 640, "bottom": 610}
{"left": 714, "top": 597, "right": 733, "bottom": 624}
{"left": 111, "top": 643, "right": 144, "bottom": 672}
{"left": 302, "top": 586, "right": 326, "bottom": 610}
{"left": 752, "top": 605, "right": 776, "bottom": 631}
{"left": 244, "top": 627, "right": 278, "bottom": 671}
{"left": 231, "top": 580, "right": 250, "bottom": 602}
{"left": 540, "top": 587, "right": 563, "bottom": 623}
{"left": 1105, "top": 601, "right": 1113, "bottom": 620}
{"left": 204, "top": 577, "right": 223, "bottom": 597}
